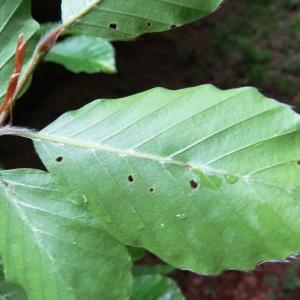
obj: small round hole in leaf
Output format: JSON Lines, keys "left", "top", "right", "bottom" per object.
{"left": 109, "top": 23, "right": 118, "bottom": 30}
{"left": 56, "top": 156, "right": 63, "bottom": 163}
{"left": 147, "top": 22, "right": 152, "bottom": 27}
{"left": 170, "top": 24, "right": 177, "bottom": 29}
{"left": 149, "top": 188, "right": 154, "bottom": 193}
{"left": 189, "top": 180, "right": 198, "bottom": 190}
{"left": 128, "top": 175, "right": 134, "bottom": 183}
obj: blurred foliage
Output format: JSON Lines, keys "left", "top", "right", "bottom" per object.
{"left": 201, "top": 0, "right": 300, "bottom": 105}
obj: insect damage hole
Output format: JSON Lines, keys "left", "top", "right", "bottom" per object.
{"left": 189, "top": 180, "right": 198, "bottom": 190}
{"left": 109, "top": 23, "right": 118, "bottom": 30}
{"left": 56, "top": 156, "right": 63, "bottom": 163}
{"left": 149, "top": 188, "right": 154, "bottom": 193}
{"left": 128, "top": 175, "right": 134, "bottom": 183}
{"left": 147, "top": 22, "right": 152, "bottom": 27}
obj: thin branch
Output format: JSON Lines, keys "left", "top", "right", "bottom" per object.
{"left": 0, "top": 0, "right": 102, "bottom": 125}
{"left": 0, "top": 35, "right": 26, "bottom": 124}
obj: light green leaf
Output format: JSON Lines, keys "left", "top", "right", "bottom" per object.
{"left": 61, "top": 0, "right": 223, "bottom": 40}
{"left": 0, "top": 169, "right": 132, "bottom": 300}
{"left": 45, "top": 35, "right": 116, "bottom": 74}
{"left": 24, "top": 84, "right": 300, "bottom": 274}
{"left": 0, "top": 0, "right": 39, "bottom": 103}
{"left": 131, "top": 274, "right": 184, "bottom": 300}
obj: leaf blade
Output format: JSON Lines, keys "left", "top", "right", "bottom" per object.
{"left": 131, "top": 274, "right": 184, "bottom": 300}
{"left": 0, "top": 169, "right": 132, "bottom": 300}
{"left": 28, "top": 84, "right": 300, "bottom": 274}
{"left": 45, "top": 35, "right": 116, "bottom": 74}
{"left": 61, "top": 0, "right": 223, "bottom": 40}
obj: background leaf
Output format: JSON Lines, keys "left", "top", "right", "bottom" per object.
{"left": 132, "top": 265, "right": 175, "bottom": 277}
{"left": 0, "top": 0, "right": 39, "bottom": 103}
{"left": 27, "top": 84, "right": 300, "bottom": 275}
{"left": 45, "top": 35, "right": 116, "bottom": 74}
{"left": 0, "top": 169, "right": 132, "bottom": 300}
{"left": 131, "top": 274, "right": 184, "bottom": 300}
{"left": 127, "top": 247, "right": 146, "bottom": 262}
{"left": 61, "top": 0, "right": 223, "bottom": 40}
{"left": 0, "top": 257, "right": 27, "bottom": 300}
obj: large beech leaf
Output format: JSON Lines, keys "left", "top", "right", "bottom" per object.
{"left": 0, "top": 169, "right": 132, "bottom": 300}
{"left": 0, "top": 0, "right": 39, "bottom": 103}
{"left": 61, "top": 0, "right": 223, "bottom": 40}
{"left": 24, "top": 84, "right": 300, "bottom": 274}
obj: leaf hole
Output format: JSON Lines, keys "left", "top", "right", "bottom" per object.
{"left": 149, "top": 188, "right": 154, "bottom": 193}
{"left": 109, "top": 23, "right": 118, "bottom": 30}
{"left": 128, "top": 175, "right": 134, "bottom": 183}
{"left": 170, "top": 24, "right": 177, "bottom": 29}
{"left": 189, "top": 180, "right": 198, "bottom": 190}
{"left": 56, "top": 156, "right": 63, "bottom": 163}
{"left": 147, "top": 22, "right": 152, "bottom": 27}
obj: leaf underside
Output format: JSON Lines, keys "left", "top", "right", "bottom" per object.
{"left": 61, "top": 0, "right": 223, "bottom": 40}
{"left": 0, "top": 0, "right": 39, "bottom": 103}
{"left": 28, "top": 84, "right": 300, "bottom": 275}
{"left": 0, "top": 169, "right": 132, "bottom": 300}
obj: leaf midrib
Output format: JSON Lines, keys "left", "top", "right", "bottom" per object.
{"left": 62, "top": 0, "right": 102, "bottom": 28}
{"left": 26, "top": 129, "right": 297, "bottom": 187}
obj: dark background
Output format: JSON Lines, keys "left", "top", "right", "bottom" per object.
{"left": 2, "top": 0, "right": 300, "bottom": 299}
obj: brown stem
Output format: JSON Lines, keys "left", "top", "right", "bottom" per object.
{"left": 0, "top": 35, "right": 26, "bottom": 124}
{"left": 0, "top": 28, "right": 64, "bottom": 125}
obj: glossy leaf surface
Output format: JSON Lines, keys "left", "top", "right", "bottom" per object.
{"left": 0, "top": 169, "right": 132, "bottom": 300}
{"left": 28, "top": 85, "right": 300, "bottom": 274}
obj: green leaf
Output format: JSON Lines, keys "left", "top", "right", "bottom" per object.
{"left": 0, "top": 0, "right": 39, "bottom": 103}
{"left": 0, "top": 258, "right": 27, "bottom": 300}
{"left": 0, "top": 169, "right": 132, "bottom": 300}
{"left": 133, "top": 265, "right": 175, "bottom": 277}
{"left": 61, "top": 0, "right": 223, "bottom": 40}
{"left": 45, "top": 35, "right": 116, "bottom": 74}
{"left": 25, "top": 84, "right": 300, "bottom": 274}
{"left": 127, "top": 246, "right": 146, "bottom": 262}
{"left": 0, "top": 282, "right": 27, "bottom": 300}
{"left": 131, "top": 274, "right": 184, "bottom": 300}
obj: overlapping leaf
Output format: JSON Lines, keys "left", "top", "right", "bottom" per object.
{"left": 0, "top": 169, "right": 132, "bottom": 300}
{"left": 61, "top": 0, "right": 223, "bottom": 40}
{"left": 0, "top": 257, "right": 27, "bottom": 300}
{"left": 45, "top": 35, "right": 116, "bottom": 74}
{"left": 0, "top": 0, "right": 39, "bottom": 103}
{"left": 131, "top": 274, "right": 184, "bottom": 300}
{"left": 23, "top": 85, "right": 300, "bottom": 274}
